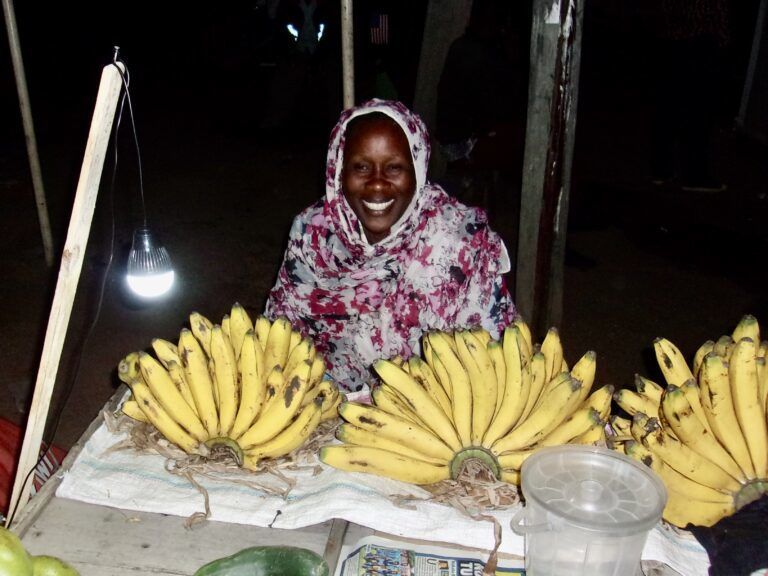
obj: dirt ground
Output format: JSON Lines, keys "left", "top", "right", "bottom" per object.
{"left": 2, "top": 6, "right": 768, "bottom": 455}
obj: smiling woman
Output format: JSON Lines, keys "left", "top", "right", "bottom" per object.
{"left": 265, "top": 99, "right": 516, "bottom": 392}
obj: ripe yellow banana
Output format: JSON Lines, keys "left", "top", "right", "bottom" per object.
{"left": 680, "top": 378, "right": 713, "bottom": 435}
{"left": 582, "top": 383, "right": 614, "bottom": 419}
{"left": 228, "top": 302, "right": 254, "bottom": 360}
{"left": 338, "top": 402, "right": 454, "bottom": 461}
{"left": 129, "top": 379, "right": 199, "bottom": 454}
{"left": 482, "top": 325, "right": 527, "bottom": 447}
{"left": 308, "top": 354, "right": 326, "bottom": 388}
{"left": 662, "top": 489, "right": 735, "bottom": 528}
{"left": 288, "top": 329, "right": 302, "bottom": 354}
{"left": 321, "top": 390, "right": 343, "bottom": 421}
{"left": 641, "top": 419, "right": 741, "bottom": 493}
{"left": 221, "top": 314, "right": 231, "bottom": 340}
{"left": 230, "top": 330, "right": 266, "bottom": 439}
{"left": 757, "top": 357, "right": 768, "bottom": 416}
{"left": 189, "top": 311, "right": 214, "bottom": 357}
{"left": 698, "top": 352, "right": 754, "bottom": 478}
{"left": 320, "top": 445, "right": 450, "bottom": 485}
{"left": 237, "top": 360, "right": 311, "bottom": 449}
{"left": 487, "top": 341, "right": 506, "bottom": 420}
{"left": 179, "top": 328, "right": 219, "bottom": 436}
{"left": 657, "top": 460, "right": 733, "bottom": 504}
{"left": 427, "top": 331, "right": 472, "bottom": 447}
{"left": 613, "top": 388, "right": 659, "bottom": 419}
{"left": 634, "top": 374, "right": 663, "bottom": 406}
{"left": 692, "top": 340, "right": 715, "bottom": 377}
{"left": 302, "top": 378, "right": 335, "bottom": 408}
{"left": 118, "top": 352, "right": 141, "bottom": 385}
{"left": 653, "top": 337, "right": 695, "bottom": 387}
{"left": 372, "top": 385, "right": 425, "bottom": 426}
{"left": 540, "top": 327, "right": 563, "bottom": 383}
{"left": 492, "top": 376, "right": 582, "bottom": 453}
{"left": 713, "top": 335, "right": 734, "bottom": 360}
{"left": 243, "top": 399, "right": 323, "bottom": 467}
{"left": 374, "top": 359, "right": 462, "bottom": 451}
{"left": 500, "top": 469, "right": 520, "bottom": 485}
{"left": 210, "top": 325, "right": 239, "bottom": 436}
{"left": 254, "top": 315, "right": 272, "bottom": 351}
{"left": 729, "top": 338, "right": 767, "bottom": 478}
{"left": 610, "top": 415, "right": 632, "bottom": 438}
{"left": 166, "top": 360, "right": 198, "bottom": 416}
{"left": 151, "top": 338, "right": 181, "bottom": 369}
{"left": 538, "top": 407, "right": 603, "bottom": 447}
{"left": 264, "top": 316, "right": 293, "bottom": 372}
{"left": 497, "top": 449, "right": 535, "bottom": 471}
{"left": 422, "top": 337, "right": 452, "bottom": 398}
{"left": 519, "top": 351, "right": 546, "bottom": 422}
{"left": 283, "top": 338, "right": 315, "bottom": 385}
{"left": 336, "top": 422, "right": 448, "bottom": 465}
{"left": 470, "top": 326, "right": 493, "bottom": 348}
{"left": 732, "top": 314, "right": 760, "bottom": 345}
{"left": 512, "top": 318, "right": 533, "bottom": 362}
{"left": 454, "top": 331, "right": 497, "bottom": 445}
{"left": 121, "top": 398, "right": 149, "bottom": 422}
{"left": 569, "top": 350, "right": 596, "bottom": 404}
{"left": 407, "top": 356, "right": 452, "bottom": 420}
{"left": 138, "top": 352, "right": 209, "bottom": 442}
{"left": 573, "top": 422, "right": 606, "bottom": 445}
{"left": 661, "top": 385, "right": 746, "bottom": 483}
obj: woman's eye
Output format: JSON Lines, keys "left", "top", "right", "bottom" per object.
{"left": 386, "top": 164, "right": 404, "bottom": 174}
{"left": 353, "top": 162, "right": 370, "bottom": 172}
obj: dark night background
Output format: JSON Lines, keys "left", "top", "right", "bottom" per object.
{"left": 1, "top": 0, "right": 767, "bottom": 452}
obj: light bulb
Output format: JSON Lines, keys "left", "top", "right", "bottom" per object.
{"left": 126, "top": 227, "right": 175, "bottom": 298}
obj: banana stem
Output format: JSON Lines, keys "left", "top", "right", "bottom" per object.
{"left": 734, "top": 479, "right": 768, "bottom": 511}
{"left": 204, "top": 437, "right": 244, "bottom": 466}
{"left": 450, "top": 447, "right": 501, "bottom": 480}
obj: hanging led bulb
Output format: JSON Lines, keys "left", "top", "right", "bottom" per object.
{"left": 126, "top": 226, "right": 175, "bottom": 298}
{"left": 110, "top": 48, "right": 177, "bottom": 300}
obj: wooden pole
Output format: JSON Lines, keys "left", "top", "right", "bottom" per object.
{"left": 2, "top": 0, "right": 55, "bottom": 266}
{"left": 6, "top": 63, "right": 124, "bottom": 525}
{"left": 515, "top": 0, "right": 583, "bottom": 337}
{"left": 340, "top": 0, "right": 354, "bottom": 108}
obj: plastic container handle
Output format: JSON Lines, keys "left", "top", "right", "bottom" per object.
{"left": 510, "top": 506, "right": 551, "bottom": 535}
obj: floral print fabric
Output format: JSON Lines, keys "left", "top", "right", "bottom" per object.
{"left": 265, "top": 99, "right": 516, "bottom": 391}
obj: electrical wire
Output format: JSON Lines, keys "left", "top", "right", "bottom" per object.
{"left": 5, "top": 48, "right": 139, "bottom": 528}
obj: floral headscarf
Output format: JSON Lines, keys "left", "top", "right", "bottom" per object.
{"left": 265, "top": 99, "right": 516, "bottom": 391}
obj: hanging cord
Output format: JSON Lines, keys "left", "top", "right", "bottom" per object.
{"left": 5, "top": 48, "right": 140, "bottom": 527}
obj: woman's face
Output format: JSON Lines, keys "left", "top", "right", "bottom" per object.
{"left": 342, "top": 115, "right": 416, "bottom": 244}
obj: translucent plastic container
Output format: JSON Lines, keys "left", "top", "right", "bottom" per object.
{"left": 510, "top": 445, "right": 667, "bottom": 576}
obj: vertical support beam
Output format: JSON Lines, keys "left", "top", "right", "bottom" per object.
{"left": 515, "top": 0, "right": 583, "bottom": 337}
{"left": 412, "top": 0, "right": 473, "bottom": 131}
{"left": 340, "top": 0, "right": 355, "bottom": 109}
{"left": 6, "top": 63, "right": 123, "bottom": 525}
{"left": 2, "top": 0, "right": 54, "bottom": 266}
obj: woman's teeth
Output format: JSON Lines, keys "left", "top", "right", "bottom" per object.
{"left": 362, "top": 199, "right": 394, "bottom": 212}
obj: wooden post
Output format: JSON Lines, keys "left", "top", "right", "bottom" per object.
{"left": 515, "top": 0, "right": 583, "bottom": 337}
{"left": 2, "top": 0, "right": 54, "bottom": 266}
{"left": 341, "top": 0, "right": 354, "bottom": 108}
{"left": 6, "top": 63, "right": 124, "bottom": 525}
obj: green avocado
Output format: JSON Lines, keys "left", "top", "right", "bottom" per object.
{"left": 31, "top": 555, "right": 80, "bottom": 576}
{"left": 194, "top": 546, "right": 329, "bottom": 576}
{"left": 0, "top": 526, "right": 33, "bottom": 576}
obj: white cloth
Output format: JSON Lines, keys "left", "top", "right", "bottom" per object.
{"left": 56, "top": 422, "right": 709, "bottom": 575}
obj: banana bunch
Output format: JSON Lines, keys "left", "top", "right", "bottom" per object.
{"left": 117, "top": 303, "right": 342, "bottom": 470}
{"left": 612, "top": 314, "right": 768, "bottom": 528}
{"left": 321, "top": 320, "right": 613, "bottom": 485}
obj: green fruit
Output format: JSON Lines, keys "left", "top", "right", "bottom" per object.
{"left": 194, "top": 546, "right": 329, "bottom": 576}
{"left": 0, "top": 526, "right": 33, "bottom": 576}
{"left": 31, "top": 556, "right": 80, "bottom": 576}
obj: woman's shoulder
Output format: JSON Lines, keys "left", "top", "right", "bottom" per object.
{"left": 289, "top": 199, "right": 328, "bottom": 236}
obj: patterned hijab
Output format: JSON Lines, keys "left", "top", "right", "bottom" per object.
{"left": 266, "top": 99, "right": 515, "bottom": 391}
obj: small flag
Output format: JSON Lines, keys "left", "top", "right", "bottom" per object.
{"left": 370, "top": 13, "right": 389, "bottom": 45}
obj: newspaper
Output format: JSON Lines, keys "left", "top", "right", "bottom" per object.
{"left": 335, "top": 535, "right": 526, "bottom": 576}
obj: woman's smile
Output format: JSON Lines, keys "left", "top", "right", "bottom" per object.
{"left": 362, "top": 198, "right": 395, "bottom": 213}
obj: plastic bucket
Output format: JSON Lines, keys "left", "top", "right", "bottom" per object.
{"left": 510, "top": 445, "right": 666, "bottom": 576}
